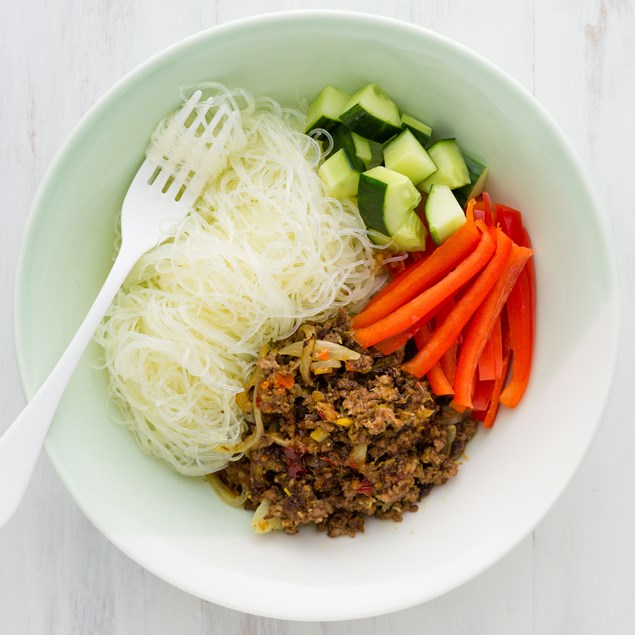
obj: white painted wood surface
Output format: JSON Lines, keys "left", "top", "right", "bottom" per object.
{"left": 1, "top": 0, "right": 633, "bottom": 632}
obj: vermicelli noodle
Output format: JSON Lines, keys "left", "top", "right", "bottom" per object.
{"left": 95, "top": 84, "right": 382, "bottom": 476}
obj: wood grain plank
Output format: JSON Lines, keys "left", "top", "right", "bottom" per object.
{"left": 533, "top": 1, "right": 635, "bottom": 633}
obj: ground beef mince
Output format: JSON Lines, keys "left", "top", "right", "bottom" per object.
{"left": 218, "top": 311, "right": 478, "bottom": 537}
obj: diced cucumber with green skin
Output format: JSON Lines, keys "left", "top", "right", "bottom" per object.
{"left": 327, "top": 126, "right": 366, "bottom": 171}
{"left": 358, "top": 166, "right": 421, "bottom": 236}
{"left": 327, "top": 126, "right": 383, "bottom": 169}
{"left": 350, "top": 133, "right": 375, "bottom": 168}
{"left": 367, "top": 229, "right": 394, "bottom": 247}
{"left": 367, "top": 139, "right": 384, "bottom": 169}
{"left": 425, "top": 184, "right": 467, "bottom": 245}
{"left": 454, "top": 155, "right": 489, "bottom": 207}
{"left": 305, "top": 86, "right": 351, "bottom": 133}
{"left": 353, "top": 134, "right": 383, "bottom": 169}
{"left": 339, "top": 84, "right": 402, "bottom": 143}
{"left": 389, "top": 211, "right": 428, "bottom": 251}
{"left": 318, "top": 148, "right": 361, "bottom": 199}
{"left": 400, "top": 113, "right": 433, "bottom": 145}
{"left": 384, "top": 129, "right": 438, "bottom": 185}
{"left": 419, "top": 139, "right": 471, "bottom": 192}
{"left": 367, "top": 211, "right": 427, "bottom": 252}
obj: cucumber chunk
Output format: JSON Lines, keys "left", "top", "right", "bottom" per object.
{"left": 305, "top": 86, "right": 351, "bottom": 133}
{"left": 390, "top": 212, "right": 428, "bottom": 251}
{"left": 339, "top": 84, "right": 402, "bottom": 143}
{"left": 453, "top": 155, "right": 489, "bottom": 208}
{"left": 367, "top": 229, "right": 394, "bottom": 247}
{"left": 328, "top": 125, "right": 382, "bottom": 171}
{"left": 328, "top": 126, "right": 366, "bottom": 171}
{"left": 419, "top": 139, "right": 470, "bottom": 192}
{"left": 351, "top": 132, "right": 372, "bottom": 165}
{"left": 368, "top": 211, "right": 427, "bottom": 252}
{"left": 318, "top": 148, "right": 361, "bottom": 199}
{"left": 351, "top": 132, "right": 383, "bottom": 169}
{"left": 384, "top": 129, "right": 438, "bottom": 185}
{"left": 400, "top": 113, "right": 432, "bottom": 145}
{"left": 425, "top": 184, "right": 467, "bottom": 245}
{"left": 358, "top": 166, "right": 421, "bottom": 235}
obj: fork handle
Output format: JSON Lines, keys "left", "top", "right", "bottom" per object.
{"left": 0, "top": 244, "right": 140, "bottom": 528}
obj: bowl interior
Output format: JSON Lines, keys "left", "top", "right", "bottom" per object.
{"left": 15, "top": 12, "right": 619, "bottom": 621}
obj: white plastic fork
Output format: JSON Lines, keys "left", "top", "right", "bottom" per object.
{"left": 0, "top": 90, "right": 210, "bottom": 528}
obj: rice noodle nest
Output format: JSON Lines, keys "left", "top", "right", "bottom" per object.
{"left": 95, "top": 83, "right": 384, "bottom": 476}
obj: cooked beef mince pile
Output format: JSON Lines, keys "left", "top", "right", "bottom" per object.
{"left": 218, "top": 311, "right": 477, "bottom": 537}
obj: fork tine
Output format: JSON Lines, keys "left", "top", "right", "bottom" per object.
{"left": 175, "top": 90, "right": 203, "bottom": 126}
{"left": 145, "top": 89, "right": 217, "bottom": 201}
{"left": 185, "top": 107, "right": 209, "bottom": 137}
{"left": 204, "top": 104, "right": 230, "bottom": 136}
{"left": 152, "top": 156, "right": 190, "bottom": 195}
{"left": 133, "top": 160, "right": 161, "bottom": 186}
{"left": 182, "top": 103, "right": 231, "bottom": 154}
{"left": 167, "top": 163, "right": 202, "bottom": 198}
{"left": 186, "top": 174, "right": 206, "bottom": 198}
{"left": 152, "top": 158, "right": 186, "bottom": 193}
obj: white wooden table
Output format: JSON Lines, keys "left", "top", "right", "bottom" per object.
{"left": 1, "top": 1, "right": 633, "bottom": 633}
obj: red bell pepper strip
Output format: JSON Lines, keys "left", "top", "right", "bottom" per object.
{"left": 498, "top": 206, "right": 535, "bottom": 336}
{"left": 495, "top": 204, "right": 523, "bottom": 242}
{"left": 427, "top": 362, "right": 454, "bottom": 396}
{"left": 472, "top": 377, "right": 494, "bottom": 411}
{"left": 473, "top": 207, "right": 487, "bottom": 225}
{"left": 354, "top": 229, "right": 496, "bottom": 349}
{"left": 478, "top": 333, "right": 496, "bottom": 381}
{"left": 490, "top": 316, "right": 503, "bottom": 379}
{"left": 436, "top": 298, "right": 458, "bottom": 385}
{"left": 496, "top": 206, "right": 535, "bottom": 407}
{"left": 373, "top": 296, "right": 455, "bottom": 355}
{"left": 352, "top": 219, "right": 483, "bottom": 328}
{"left": 473, "top": 192, "right": 493, "bottom": 226}
{"left": 465, "top": 198, "right": 477, "bottom": 223}
{"left": 477, "top": 320, "right": 512, "bottom": 427}
{"left": 414, "top": 324, "right": 454, "bottom": 396}
{"left": 482, "top": 357, "right": 512, "bottom": 426}
{"left": 401, "top": 228, "right": 512, "bottom": 378}
{"left": 478, "top": 315, "right": 503, "bottom": 381}
{"left": 473, "top": 355, "right": 510, "bottom": 424}
{"left": 500, "top": 263, "right": 534, "bottom": 407}
{"left": 373, "top": 330, "right": 413, "bottom": 356}
{"left": 453, "top": 243, "right": 533, "bottom": 409}
{"left": 373, "top": 314, "right": 428, "bottom": 355}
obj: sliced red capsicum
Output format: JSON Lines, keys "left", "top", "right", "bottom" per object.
{"left": 414, "top": 323, "right": 454, "bottom": 396}
{"left": 401, "top": 228, "right": 512, "bottom": 378}
{"left": 354, "top": 228, "right": 496, "bottom": 349}
{"left": 352, "top": 219, "right": 483, "bottom": 329}
{"left": 435, "top": 297, "right": 458, "bottom": 385}
{"left": 496, "top": 205, "right": 536, "bottom": 408}
{"left": 473, "top": 316, "right": 512, "bottom": 427}
{"left": 453, "top": 242, "right": 533, "bottom": 409}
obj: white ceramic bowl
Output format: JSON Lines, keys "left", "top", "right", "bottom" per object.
{"left": 15, "top": 11, "right": 620, "bottom": 621}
